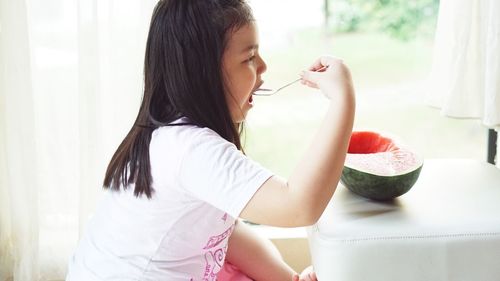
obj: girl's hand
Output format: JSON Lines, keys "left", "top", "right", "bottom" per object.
{"left": 292, "top": 266, "right": 318, "bottom": 281}
{"left": 300, "top": 56, "right": 353, "bottom": 100}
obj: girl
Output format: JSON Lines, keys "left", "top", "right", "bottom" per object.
{"left": 66, "top": 0, "right": 355, "bottom": 280}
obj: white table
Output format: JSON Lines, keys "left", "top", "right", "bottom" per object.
{"left": 308, "top": 159, "right": 500, "bottom": 281}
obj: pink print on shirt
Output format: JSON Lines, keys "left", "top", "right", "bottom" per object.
{"left": 201, "top": 224, "right": 235, "bottom": 281}
{"left": 202, "top": 224, "right": 234, "bottom": 250}
{"left": 203, "top": 247, "right": 226, "bottom": 280}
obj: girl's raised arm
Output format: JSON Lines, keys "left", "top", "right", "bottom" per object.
{"left": 240, "top": 56, "right": 355, "bottom": 227}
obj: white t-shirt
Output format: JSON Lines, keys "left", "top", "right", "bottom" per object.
{"left": 66, "top": 118, "right": 273, "bottom": 281}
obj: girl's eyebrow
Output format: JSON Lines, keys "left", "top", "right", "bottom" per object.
{"left": 241, "top": 44, "right": 258, "bottom": 53}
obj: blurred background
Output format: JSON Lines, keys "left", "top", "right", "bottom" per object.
{"left": 1, "top": 0, "right": 497, "bottom": 280}
{"left": 246, "top": 0, "right": 485, "bottom": 177}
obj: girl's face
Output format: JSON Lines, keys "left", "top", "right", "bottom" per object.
{"left": 222, "top": 22, "right": 267, "bottom": 123}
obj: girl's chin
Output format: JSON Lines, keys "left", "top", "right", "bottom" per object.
{"left": 232, "top": 109, "right": 251, "bottom": 124}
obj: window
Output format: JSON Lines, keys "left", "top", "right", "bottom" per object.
{"left": 246, "top": 0, "right": 486, "bottom": 176}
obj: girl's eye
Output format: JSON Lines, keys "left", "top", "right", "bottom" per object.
{"left": 245, "top": 55, "right": 256, "bottom": 63}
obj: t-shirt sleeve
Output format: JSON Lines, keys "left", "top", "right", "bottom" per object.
{"left": 177, "top": 128, "right": 273, "bottom": 218}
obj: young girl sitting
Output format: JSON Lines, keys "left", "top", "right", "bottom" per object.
{"left": 66, "top": 0, "right": 355, "bottom": 280}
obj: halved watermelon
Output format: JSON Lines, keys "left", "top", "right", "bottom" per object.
{"left": 340, "top": 131, "right": 423, "bottom": 201}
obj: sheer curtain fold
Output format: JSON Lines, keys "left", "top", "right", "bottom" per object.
{"left": 427, "top": 0, "right": 500, "bottom": 129}
{"left": 1, "top": 0, "right": 40, "bottom": 280}
{"left": 484, "top": 0, "right": 500, "bottom": 129}
{"left": 77, "top": 0, "right": 102, "bottom": 238}
{"left": 1, "top": 0, "right": 156, "bottom": 280}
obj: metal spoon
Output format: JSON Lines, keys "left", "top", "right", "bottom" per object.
{"left": 253, "top": 65, "right": 328, "bottom": 96}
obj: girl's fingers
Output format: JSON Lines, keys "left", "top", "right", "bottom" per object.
{"left": 304, "top": 81, "right": 318, "bottom": 89}
{"left": 308, "top": 55, "right": 342, "bottom": 72}
{"left": 300, "top": 71, "right": 321, "bottom": 89}
{"left": 298, "top": 265, "right": 318, "bottom": 281}
{"left": 307, "top": 57, "right": 324, "bottom": 71}
{"left": 299, "top": 71, "right": 318, "bottom": 86}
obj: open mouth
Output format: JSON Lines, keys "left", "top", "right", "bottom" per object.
{"left": 249, "top": 80, "right": 263, "bottom": 104}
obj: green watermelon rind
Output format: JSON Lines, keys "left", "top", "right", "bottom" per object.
{"left": 340, "top": 164, "right": 423, "bottom": 201}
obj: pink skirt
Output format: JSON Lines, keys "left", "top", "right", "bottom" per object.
{"left": 217, "top": 262, "right": 253, "bottom": 281}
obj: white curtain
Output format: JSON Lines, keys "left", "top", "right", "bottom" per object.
{"left": 427, "top": 0, "right": 500, "bottom": 129}
{"left": 0, "top": 0, "right": 157, "bottom": 280}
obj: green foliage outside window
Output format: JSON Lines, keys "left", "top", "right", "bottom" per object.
{"left": 327, "top": 0, "right": 440, "bottom": 40}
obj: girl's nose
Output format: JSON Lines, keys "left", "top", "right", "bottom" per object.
{"left": 257, "top": 55, "right": 267, "bottom": 74}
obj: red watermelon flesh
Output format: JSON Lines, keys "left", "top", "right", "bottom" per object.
{"left": 345, "top": 131, "right": 421, "bottom": 176}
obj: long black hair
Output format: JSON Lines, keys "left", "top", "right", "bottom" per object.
{"left": 103, "top": 0, "right": 254, "bottom": 198}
